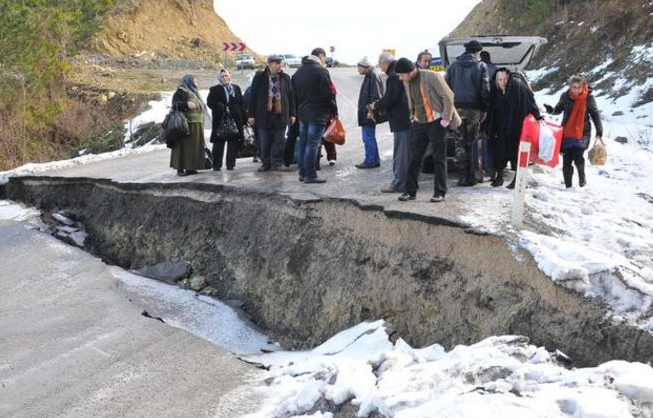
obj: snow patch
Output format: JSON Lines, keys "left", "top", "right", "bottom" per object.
{"left": 0, "top": 201, "right": 40, "bottom": 222}
{"left": 242, "top": 322, "right": 653, "bottom": 418}
{"left": 113, "top": 269, "right": 279, "bottom": 355}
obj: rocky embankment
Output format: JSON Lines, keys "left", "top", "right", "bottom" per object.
{"left": 4, "top": 176, "right": 652, "bottom": 367}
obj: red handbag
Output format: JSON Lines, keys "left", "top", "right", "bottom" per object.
{"left": 324, "top": 117, "right": 346, "bottom": 145}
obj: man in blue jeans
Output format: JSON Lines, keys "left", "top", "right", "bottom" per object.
{"left": 355, "top": 56, "right": 383, "bottom": 169}
{"left": 291, "top": 48, "right": 337, "bottom": 183}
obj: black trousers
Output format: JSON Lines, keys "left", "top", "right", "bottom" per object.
{"left": 212, "top": 140, "right": 237, "bottom": 169}
{"left": 562, "top": 146, "right": 585, "bottom": 168}
{"left": 406, "top": 120, "right": 448, "bottom": 197}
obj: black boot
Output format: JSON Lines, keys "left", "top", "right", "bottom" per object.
{"left": 457, "top": 163, "right": 475, "bottom": 186}
{"left": 506, "top": 175, "right": 516, "bottom": 189}
{"left": 563, "top": 166, "right": 574, "bottom": 189}
{"left": 577, "top": 162, "right": 586, "bottom": 187}
{"left": 491, "top": 169, "right": 504, "bottom": 187}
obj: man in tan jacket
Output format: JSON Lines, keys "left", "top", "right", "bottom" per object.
{"left": 394, "top": 58, "right": 460, "bottom": 202}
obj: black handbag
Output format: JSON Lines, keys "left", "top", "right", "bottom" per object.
{"left": 164, "top": 104, "right": 190, "bottom": 148}
{"left": 372, "top": 107, "right": 389, "bottom": 124}
{"left": 204, "top": 147, "right": 213, "bottom": 169}
{"left": 216, "top": 108, "right": 240, "bottom": 142}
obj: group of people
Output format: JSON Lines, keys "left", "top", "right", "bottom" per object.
{"left": 170, "top": 48, "right": 336, "bottom": 183}
{"left": 170, "top": 41, "right": 603, "bottom": 199}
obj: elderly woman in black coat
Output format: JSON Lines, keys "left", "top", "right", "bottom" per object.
{"left": 486, "top": 68, "right": 542, "bottom": 188}
{"left": 207, "top": 69, "right": 246, "bottom": 170}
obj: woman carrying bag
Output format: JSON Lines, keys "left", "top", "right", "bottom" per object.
{"left": 170, "top": 74, "right": 207, "bottom": 176}
{"left": 207, "top": 69, "right": 246, "bottom": 171}
{"left": 544, "top": 73, "right": 603, "bottom": 188}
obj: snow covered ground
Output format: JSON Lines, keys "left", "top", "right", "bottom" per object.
{"left": 241, "top": 320, "right": 653, "bottom": 418}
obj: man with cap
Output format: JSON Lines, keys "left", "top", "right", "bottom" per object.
{"left": 369, "top": 52, "right": 411, "bottom": 193}
{"left": 292, "top": 47, "right": 337, "bottom": 183}
{"left": 445, "top": 39, "right": 490, "bottom": 186}
{"left": 394, "top": 57, "right": 461, "bottom": 202}
{"left": 248, "top": 54, "right": 296, "bottom": 172}
{"left": 355, "top": 56, "right": 383, "bottom": 169}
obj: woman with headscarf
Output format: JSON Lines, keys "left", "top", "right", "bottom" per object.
{"left": 486, "top": 68, "right": 542, "bottom": 188}
{"left": 207, "top": 69, "right": 246, "bottom": 171}
{"left": 170, "top": 74, "right": 207, "bottom": 176}
{"left": 544, "top": 74, "right": 603, "bottom": 188}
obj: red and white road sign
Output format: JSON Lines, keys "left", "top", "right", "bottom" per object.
{"left": 512, "top": 141, "right": 531, "bottom": 229}
{"left": 329, "top": 45, "right": 335, "bottom": 53}
{"left": 222, "top": 42, "right": 246, "bottom": 52}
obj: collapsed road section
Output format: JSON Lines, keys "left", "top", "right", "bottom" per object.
{"left": 4, "top": 175, "right": 652, "bottom": 366}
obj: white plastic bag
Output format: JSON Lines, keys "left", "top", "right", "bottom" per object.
{"left": 538, "top": 120, "right": 556, "bottom": 163}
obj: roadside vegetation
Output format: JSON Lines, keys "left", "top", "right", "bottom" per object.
{"left": 0, "top": 0, "right": 116, "bottom": 170}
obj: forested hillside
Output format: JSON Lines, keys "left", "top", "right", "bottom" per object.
{"left": 0, "top": 0, "right": 117, "bottom": 169}
{"left": 0, "top": 0, "right": 245, "bottom": 170}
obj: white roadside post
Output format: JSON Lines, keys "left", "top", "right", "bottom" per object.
{"left": 512, "top": 141, "right": 531, "bottom": 229}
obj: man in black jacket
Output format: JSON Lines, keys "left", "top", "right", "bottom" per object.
{"left": 370, "top": 53, "right": 411, "bottom": 193}
{"left": 445, "top": 39, "right": 490, "bottom": 186}
{"left": 355, "top": 56, "right": 383, "bottom": 169}
{"left": 291, "top": 47, "right": 336, "bottom": 184}
{"left": 248, "top": 55, "right": 295, "bottom": 171}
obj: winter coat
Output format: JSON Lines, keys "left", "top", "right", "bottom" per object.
{"left": 207, "top": 83, "right": 246, "bottom": 142}
{"left": 374, "top": 61, "right": 411, "bottom": 133}
{"left": 402, "top": 69, "right": 461, "bottom": 129}
{"left": 248, "top": 67, "right": 295, "bottom": 129}
{"left": 445, "top": 52, "right": 490, "bottom": 111}
{"left": 170, "top": 88, "right": 205, "bottom": 170}
{"left": 357, "top": 69, "right": 383, "bottom": 126}
{"left": 550, "top": 89, "right": 603, "bottom": 147}
{"left": 292, "top": 56, "right": 337, "bottom": 123}
{"left": 487, "top": 72, "right": 541, "bottom": 167}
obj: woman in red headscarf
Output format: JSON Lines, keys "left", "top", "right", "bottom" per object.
{"left": 544, "top": 74, "right": 603, "bottom": 188}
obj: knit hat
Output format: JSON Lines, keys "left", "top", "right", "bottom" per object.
{"left": 357, "top": 56, "right": 372, "bottom": 68}
{"left": 394, "top": 57, "right": 416, "bottom": 74}
{"left": 464, "top": 40, "right": 483, "bottom": 53}
{"left": 267, "top": 54, "right": 283, "bottom": 63}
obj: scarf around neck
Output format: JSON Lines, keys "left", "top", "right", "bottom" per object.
{"left": 178, "top": 74, "right": 208, "bottom": 115}
{"left": 219, "top": 70, "right": 235, "bottom": 104}
{"left": 267, "top": 69, "right": 283, "bottom": 114}
{"left": 563, "top": 86, "right": 588, "bottom": 139}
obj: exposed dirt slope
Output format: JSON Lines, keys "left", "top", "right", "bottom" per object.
{"left": 450, "top": 0, "right": 653, "bottom": 102}
{"left": 90, "top": 0, "right": 250, "bottom": 63}
{"left": 6, "top": 176, "right": 653, "bottom": 367}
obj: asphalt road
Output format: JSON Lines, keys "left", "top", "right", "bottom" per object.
{"left": 34, "top": 67, "right": 511, "bottom": 227}
{"left": 0, "top": 216, "right": 264, "bottom": 418}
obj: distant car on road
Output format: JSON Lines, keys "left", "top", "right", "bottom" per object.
{"left": 325, "top": 57, "right": 334, "bottom": 68}
{"left": 235, "top": 53, "right": 255, "bottom": 70}
{"left": 282, "top": 54, "right": 302, "bottom": 68}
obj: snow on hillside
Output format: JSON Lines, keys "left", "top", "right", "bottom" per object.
{"left": 241, "top": 320, "right": 653, "bottom": 418}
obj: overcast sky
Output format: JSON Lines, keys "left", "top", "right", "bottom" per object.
{"left": 212, "top": 0, "right": 482, "bottom": 65}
